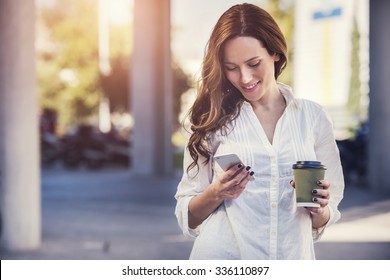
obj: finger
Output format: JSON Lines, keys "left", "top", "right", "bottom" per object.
{"left": 229, "top": 169, "right": 254, "bottom": 193}
{"left": 228, "top": 166, "right": 252, "bottom": 187}
{"left": 317, "top": 180, "right": 330, "bottom": 189}
{"left": 240, "top": 167, "right": 255, "bottom": 183}
{"left": 239, "top": 170, "right": 254, "bottom": 186}
{"left": 290, "top": 180, "right": 295, "bottom": 188}
{"left": 228, "top": 163, "right": 244, "bottom": 173}
{"left": 305, "top": 203, "right": 328, "bottom": 215}
{"left": 224, "top": 179, "right": 245, "bottom": 198}
{"left": 312, "top": 197, "right": 329, "bottom": 207}
{"left": 220, "top": 163, "right": 244, "bottom": 183}
{"left": 311, "top": 188, "right": 330, "bottom": 199}
{"left": 230, "top": 172, "right": 253, "bottom": 197}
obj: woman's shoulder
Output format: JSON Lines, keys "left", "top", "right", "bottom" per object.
{"left": 295, "top": 98, "right": 323, "bottom": 108}
{"left": 278, "top": 83, "right": 322, "bottom": 111}
{"left": 288, "top": 98, "right": 329, "bottom": 128}
{"left": 293, "top": 98, "right": 325, "bottom": 114}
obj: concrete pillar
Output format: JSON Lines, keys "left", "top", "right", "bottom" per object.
{"left": 130, "top": 0, "right": 173, "bottom": 176}
{"left": 0, "top": 0, "right": 41, "bottom": 249}
{"left": 368, "top": 0, "right": 390, "bottom": 191}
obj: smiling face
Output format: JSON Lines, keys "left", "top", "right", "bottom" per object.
{"left": 223, "top": 36, "right": 280, "bottom": 103}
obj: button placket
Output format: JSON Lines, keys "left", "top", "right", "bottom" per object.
{"left": 269, "top": 154, "right": 279, "bottom": 259}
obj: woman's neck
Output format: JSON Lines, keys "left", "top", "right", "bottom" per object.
{"left": 250, "top": 83, "right": 284, "bottom": 111}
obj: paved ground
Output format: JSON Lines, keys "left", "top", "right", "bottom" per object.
{"left": 1, "top": 165, "right": 390, "bottom": 260}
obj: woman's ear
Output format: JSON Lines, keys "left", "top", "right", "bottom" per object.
{"left": 274, "top": 53, "right": 280, "bottom": 62}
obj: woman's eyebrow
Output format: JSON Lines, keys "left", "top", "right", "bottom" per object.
{"left": 223, "top": 56, "right": 261, "bottom": 65}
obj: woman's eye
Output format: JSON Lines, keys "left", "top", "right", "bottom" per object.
{"left": 225, "top": 66, "right": 237, "bottom": 71}
{"left": 249, "top": 61, "right": 260, "bottom": 68}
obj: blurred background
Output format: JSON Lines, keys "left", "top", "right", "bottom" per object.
{"left": 34, "top": 0, "right": 370, "bottom": 179}
{"left": 0, "top": 0, "right": 389, "bottom": 260}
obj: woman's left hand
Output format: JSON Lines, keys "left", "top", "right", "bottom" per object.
{"left": 289, "top": 179, "right": 330, "bottom": 211}
{"left": 307, "top": 180, "right": 330, "bottom": 215}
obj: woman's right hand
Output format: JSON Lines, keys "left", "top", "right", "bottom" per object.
{"left": 188, "top": 163, "right": 254, "bottom": 229}
{"left": 212, "top": 163, "right": 254, "bottom": 199}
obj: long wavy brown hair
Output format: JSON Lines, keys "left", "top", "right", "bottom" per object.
{"left": 186, "top": 3, "right": 288, "bottom": 173}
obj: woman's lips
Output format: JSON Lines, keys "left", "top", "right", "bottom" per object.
{"left": 241, "top": 81, "right": 260, "bottom": 93}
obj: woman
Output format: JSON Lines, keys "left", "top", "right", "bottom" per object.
{"left": 174, "top": 3, "right": 344, "bottom": 260}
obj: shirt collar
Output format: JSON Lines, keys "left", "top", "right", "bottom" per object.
{"left": 277, "top": 82, "right": 295, "bottom": 106}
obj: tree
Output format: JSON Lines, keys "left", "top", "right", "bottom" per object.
{"left": 37, "top": 0, "right": 192, "bottom": 131}
{"left": 347, "top": 17, "right": 362, "bottom": 121}
{"left": 99, "top": 56, "right": 192, "bottom": 127}
{"left": 37, "top": 0, "right": 101, "bottom": 129}
{"left": 267, "top": 0, "right": 294, "bottom": 86}
{"left": 99, "top": 56, "right": 129, "bottom": 113}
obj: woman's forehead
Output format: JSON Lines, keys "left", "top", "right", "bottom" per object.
{"left": 222, "top": 37, "right": 268, "bottom": 62}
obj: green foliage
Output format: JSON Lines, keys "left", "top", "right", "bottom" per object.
{"left": 347, "top": 17, "right": 362, "bottom": 119}
{"left": 38, "top": 0, "right": 101, "bottom": 129}
{"left": 172, "top": 61, "right": 192, "bottom": 126}
{"left": 38, "top": 0, "right": 192, "bottom": 131}
{"left": 99, "top": 56, "right": 129, "bottom": 113}
{"left": 267, "top": 0, "right": 294, "bottom": 86}
{"left": 99, "top": 57, "right": 192, "bottom": 127}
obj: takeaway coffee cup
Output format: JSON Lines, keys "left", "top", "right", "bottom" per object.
{"left": 292, "top": 161, "right": 326, "bottom": 208}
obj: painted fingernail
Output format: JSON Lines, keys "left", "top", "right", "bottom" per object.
{"left": 317, "top": 180, "right": 322, "bottom": 185}
{"left": 290, "top": 180, "right": 294, "bottom": 185}
{"left": 250, "top": 171, "right": 255, "bottom": 176}
{"left": 238, "top": 164, "right": 243, "bottom": 168}
{"left": 313, "top": 197, "right": 318, "bottom": 202}
{"left": 246, "top": 166, "right": 251, "bottom": 171}
{"left": 312, "top": 189, "right": 318, "bottom": 194}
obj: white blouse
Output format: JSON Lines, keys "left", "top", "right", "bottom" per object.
{"left": 174, "top": 83, "right": 344, "bottom": 260}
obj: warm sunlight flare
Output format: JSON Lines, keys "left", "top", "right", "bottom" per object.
{"left": 108, "top": 0, "right": 133, "bottom": 26}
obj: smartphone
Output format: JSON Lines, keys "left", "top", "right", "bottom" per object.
{"left": 213, "top": 153, "right": 243, "bottom": 171}
{"left": 214, "top": 153, "right": 255, "bottom": 181}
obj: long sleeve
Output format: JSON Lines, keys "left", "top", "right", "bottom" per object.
{"left": 174, "top": 135, "right": 217, "bottom": 238}
{"left": 312, "top": 107, "right": 345, "bottom": 241}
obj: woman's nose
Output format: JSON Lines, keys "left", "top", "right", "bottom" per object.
{"left": 240, "top": 68, "right": 252, "bottom": 84}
